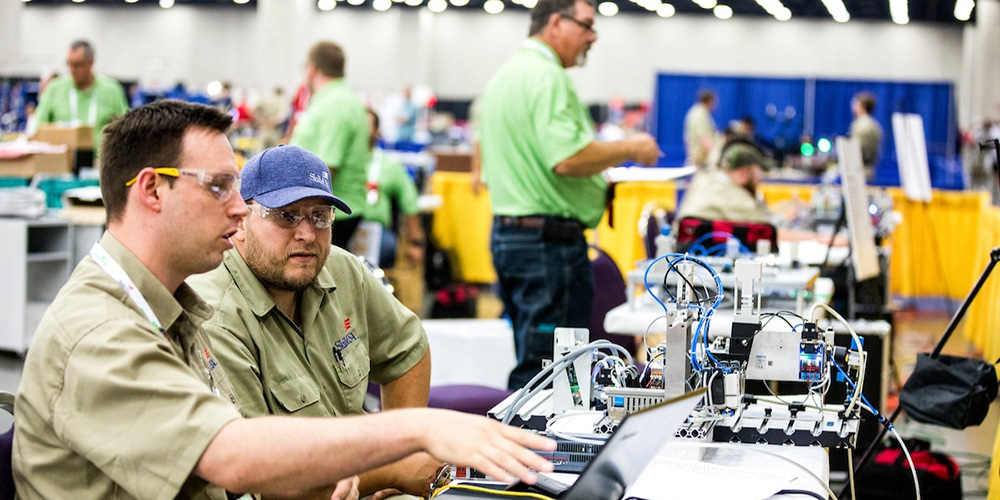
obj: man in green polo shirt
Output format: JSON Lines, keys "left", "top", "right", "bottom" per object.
{"left": 361, "top": 107, "right": 425, "bottom": 268}
{"left": 479, "top": 0, "right": 663, "bottom": 390}
{"left": 34, "top": 40, "right": 129, "bottom": 155}
{"left": 290, "top": 40, "right": 369, "bottom": 250}
{"left": 189, "top": 144, "right": 438, "bottom": 498}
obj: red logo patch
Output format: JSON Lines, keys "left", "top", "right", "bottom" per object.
{"left": 344, "top": 317, "right": 351, "bottom": 333}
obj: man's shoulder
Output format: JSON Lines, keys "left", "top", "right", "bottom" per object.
{"left": 186, "top": 263, "right": 238, "bottom": 309}
{"left": 94, "top": 74, "right": 125, "bottom": 92}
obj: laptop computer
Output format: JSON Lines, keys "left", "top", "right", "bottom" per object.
{"left": 444, "top": 388, "right": 706, "bottom": 500}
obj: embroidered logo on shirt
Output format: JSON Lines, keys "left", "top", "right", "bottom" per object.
{"left": 344, "top": 317, "right": 351, "bottom": 333}
{"left": 334, "top": 332, "right": 358, "bottom": 353}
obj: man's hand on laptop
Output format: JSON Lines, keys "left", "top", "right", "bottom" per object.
{"left": 421, "top": 411, "right": 556, "bottom": 485}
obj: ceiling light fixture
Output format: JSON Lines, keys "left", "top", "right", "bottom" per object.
{"left": 483, "top": 0, "right": 504, "bottom": 14}
{"left": 159, "top": 0, "right": 174, "bottom": 8}
{"left": 713, "top": 4, "right": 732, "bottom": 18}
{"left": 373, "top": 0, "right": 392, "bottom": 10}
{"left": 318, "top": 0, "right": 337, "bottom": 9}
{"left": 598, "top": 1, "right": 618, "bottom": 15}
{"left": 657, "top": 2, "right": 675, "bottom": 16}
{"left": 820, "top": 0, "right": 850, "bottom": 22}
{"left": 889, "top": 0, "right": 909, "bottom": 24}
{"left": 427, "top": 0, "right": 447, "bottom": 12}
{"left": 954, "top": 0, "right": 975, "bottom": 21}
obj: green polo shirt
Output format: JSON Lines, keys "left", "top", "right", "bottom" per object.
{"left": 362, "top": 152, "right": 420, "bottom": 228}
{"left": 188, "top": 245, "right": 428, "bottom": 418}
{"left": 479, "top": 38, "right": 605, "bottom": 228}
{"left": 289, "top": 80, "right": 369, "bottom": 220}
{"left": 14, "top": 232, "right": 242, "bottom": 500}
{"left": 34, "top": 74, "right": 130, "bottom": 153}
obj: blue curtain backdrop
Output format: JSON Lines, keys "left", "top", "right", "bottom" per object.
{"left": 652, "top": 73, "right": 960, "bottom": 189}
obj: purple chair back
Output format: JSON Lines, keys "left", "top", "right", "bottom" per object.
{"left": 589, "top": 247, "right": 635, "bottom": 354}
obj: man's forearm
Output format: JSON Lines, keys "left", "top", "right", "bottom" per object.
{"left": 381, "top": 349, "right": 431, "bottom": 409}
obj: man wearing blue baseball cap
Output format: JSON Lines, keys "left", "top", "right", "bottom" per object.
{"left": 189, "top": 144, "right": 438, "bottom": 497}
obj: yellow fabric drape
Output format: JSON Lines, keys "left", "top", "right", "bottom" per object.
{"left": 594, "top": 181, "right": 677, "bottom": 272}
{"left": 429, "top": 171, "right": 496, "bottom": 283}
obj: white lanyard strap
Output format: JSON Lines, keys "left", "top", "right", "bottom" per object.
{"left": 366, "top": 148, "right": 383, "bottom": 206}
{"left": 68, "top": 88, "right": 99, "bottom": 126}
{"left": 90, "top": 243, "right": 164, "bottom": 334}
{"left": 522, "top": 38, "right": 558, "bottom": 65}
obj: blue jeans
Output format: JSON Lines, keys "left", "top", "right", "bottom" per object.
{"left": 491, "top": 221, "right": 593, "bottom": 390}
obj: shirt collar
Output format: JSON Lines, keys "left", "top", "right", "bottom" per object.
{"left": 222, "top": 248, "right": 338, "bottom": 318}
{"left": 98, "top": 232, "right": 213, "bottom": 330}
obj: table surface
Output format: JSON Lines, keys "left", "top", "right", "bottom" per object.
{"left": 421, "top": 319, "right": 516, "bottom": 390}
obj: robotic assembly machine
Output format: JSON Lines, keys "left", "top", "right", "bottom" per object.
{"left": 485, "top": 254, "right": 870, "bottom": 474}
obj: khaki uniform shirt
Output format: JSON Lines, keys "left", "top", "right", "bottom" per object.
{"left": 677, "top": 170, "right": 771, "bottom": 224}
{"left": 849, "top": 114, "right": 883, "bottom": 178}
{"left": 13, "top": 233, "right": 243, "bottom": 500}
{"left": 188, "top": 246, "right": 428, "bottom": 418}
{"left": 684, "top": 103, "right": 718, "bottom": 168}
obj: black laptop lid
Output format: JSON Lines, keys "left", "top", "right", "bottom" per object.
{"left": 560, "top": 388, "right": 706, "bottom": 500}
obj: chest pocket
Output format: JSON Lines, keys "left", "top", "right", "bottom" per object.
{"left": 332, "top": 337, "right": 370, "bottom": 388}
{"left": 269, "top": 375, "right": 321, "bottom": 414}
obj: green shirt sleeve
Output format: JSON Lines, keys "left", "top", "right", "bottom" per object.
{"left": 384, "top": 159, "right": 420, "bottom": 216}
{"left": 532, "top": 71, "right": 595, "bottom": 171}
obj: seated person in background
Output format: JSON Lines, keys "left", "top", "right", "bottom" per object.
{"left": 14, "top": 100, "right": 554, "bottom": 500}
{"left": 362, "top": 107, "right": 426, "bottom": 268}
{"left": 188, "top": 144, "right": 438, "bottom": 498}
{"left": 678, "top": 140, "right": 771, "bottom": 224}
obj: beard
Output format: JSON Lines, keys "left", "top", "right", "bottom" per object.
{"left": 243, "top": 232, "right": 326, "bottom": 292}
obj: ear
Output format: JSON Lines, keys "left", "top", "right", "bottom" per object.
{"left": 232, "top": 214, "right": 248, "bottom": 243}
{"left": 130, "top": 167, "right": 167, "bottom": 213}
{"left": 547, "top": 12, "right": 562, "bottom": 31}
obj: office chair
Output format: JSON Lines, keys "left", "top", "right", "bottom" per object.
{"left": 0, "top": 391, "right": 14, "bottom": 500}
{"left": 637, "top": 201, "right": 674, "bottom": 259}
{"left": 589, "top": 246, "right": 636, "bottom": 354}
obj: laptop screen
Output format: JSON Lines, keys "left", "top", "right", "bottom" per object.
{"left": 562, "top": 388, "right": 706, "bottom": 500}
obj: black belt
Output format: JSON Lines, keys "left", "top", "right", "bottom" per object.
{"left": 495, "top": 215, "right": 584, "bottom": 242}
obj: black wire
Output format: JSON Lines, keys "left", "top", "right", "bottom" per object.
{"left": 660, "top": 257, "right": 724, "bottom": 306}
{"left": 760, "top": 312, "right": 795, "bottom": 330}
{"left": 772, "top": 310, "right": 805, "bottom": 321}
{"left": 775, "top": 489, "right": 826, "bottom": 500}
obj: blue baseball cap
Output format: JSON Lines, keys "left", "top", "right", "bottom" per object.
{"left": 240, "top": 145, "right": 352, "bottom": 214}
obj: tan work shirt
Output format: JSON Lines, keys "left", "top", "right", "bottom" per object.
{"left": 13, "top": 233, "right": 243, "bottom": 500}
{"left": 677, "top": 170, "right": 772, "bottom": 224}
{"left": 189, "top": 245, "right": 428, "bottom": 418}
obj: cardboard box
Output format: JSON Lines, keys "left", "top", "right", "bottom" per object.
{"left": 0, "top": 152, "right": 73, "bottom": 177}
{"left": 34, "top": 124, "right": 94, "bottom": 151}
{"left": 433, "top": 152, "right": 473, "bottom": 173}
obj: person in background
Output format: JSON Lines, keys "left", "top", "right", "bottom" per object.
{"left": 397, "top": 85, "right": 418, "bottom": 144}
{"left": 290, "top": 41, "right": 369, "bottom": 250}
{"left": 683, "top": 89, "right": 719, "bottom": 168}
{"left": 13, "top": 99, "right": 555, "bottom": 500}
{"left": 253, "top": 86, "right": 289, "bottom": 151}
{"left": 34, "top": 40, "right": 129, "bottom": 155}
{"left": 362, "top": 108, "right": 426, "bottom": 268}
{"left": 478, "top": 0, "right": 662, "bottom": 390}
{"left": 849, "top": 91, "right": 883, "bottom": 180}
{"left": 188, "top": 144, "right": 437, "bottom": 498}
{"left": 677, "top": 140, "right": 771, "bottom": 224}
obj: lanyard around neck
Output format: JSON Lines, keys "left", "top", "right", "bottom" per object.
{"left": 90, "top": 243, "right": 164, "bottom": 334}
{"left": 68, "top": 87, "right": 99, "bottom": 126}
{"left": 522, "top": 38, "right": 558, "bottom": 65}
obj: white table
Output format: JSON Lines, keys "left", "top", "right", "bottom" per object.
{"left": 421, "top": 319, "right": 516, "bottom": 390}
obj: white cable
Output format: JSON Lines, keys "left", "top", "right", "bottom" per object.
{"left": 847, "top": 448, "right": 856, "bottom": 500}
{"left": 695, "top": 442, "right": 839, "bottom": 500}
{"left": 888, "top": 425, "right": 922, "bottom": 500}
{"left": 809, "top": 303, "right": 866, "bottom": 414}
{"left": 545, "top": 410, "right": 608, "bottom": 445}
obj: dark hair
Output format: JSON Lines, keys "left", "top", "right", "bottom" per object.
{"left": 69, "top": 40, "right": 94, "bottom": 61}
{"left": 100, "top": 100, "right": 232, "bottom": 222}
{"left": 365, "top": 107, "right": 380, "bottom": 130}
{"left": 529, "top": 0, "right": 593, "bottom": 36}
{"left": 855, "top": 92, "right": 876, "bottom": 114}
{"left": 698, "top": 90, "right": 716, "bottom": 105}
{"left": 308, "top": 41, "right": 345, "bottom": 79}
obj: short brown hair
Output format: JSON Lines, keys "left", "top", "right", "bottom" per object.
{"left": 855, "top": 92, "right": 876, "bottom": 114}
{"left": 100, "top": 100, "right": 232, "bottom": 222}
{"left": 308, "top": 41, "right": 345, "bottom": 79}
{"left": 69, "top": 40, "right": 94, "bottom": 62}
{"left": 529, "top": 0, "right": 594, "bottom": 36}
{"left": 698, "top": 90, "right": 717, "bottom": 105}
